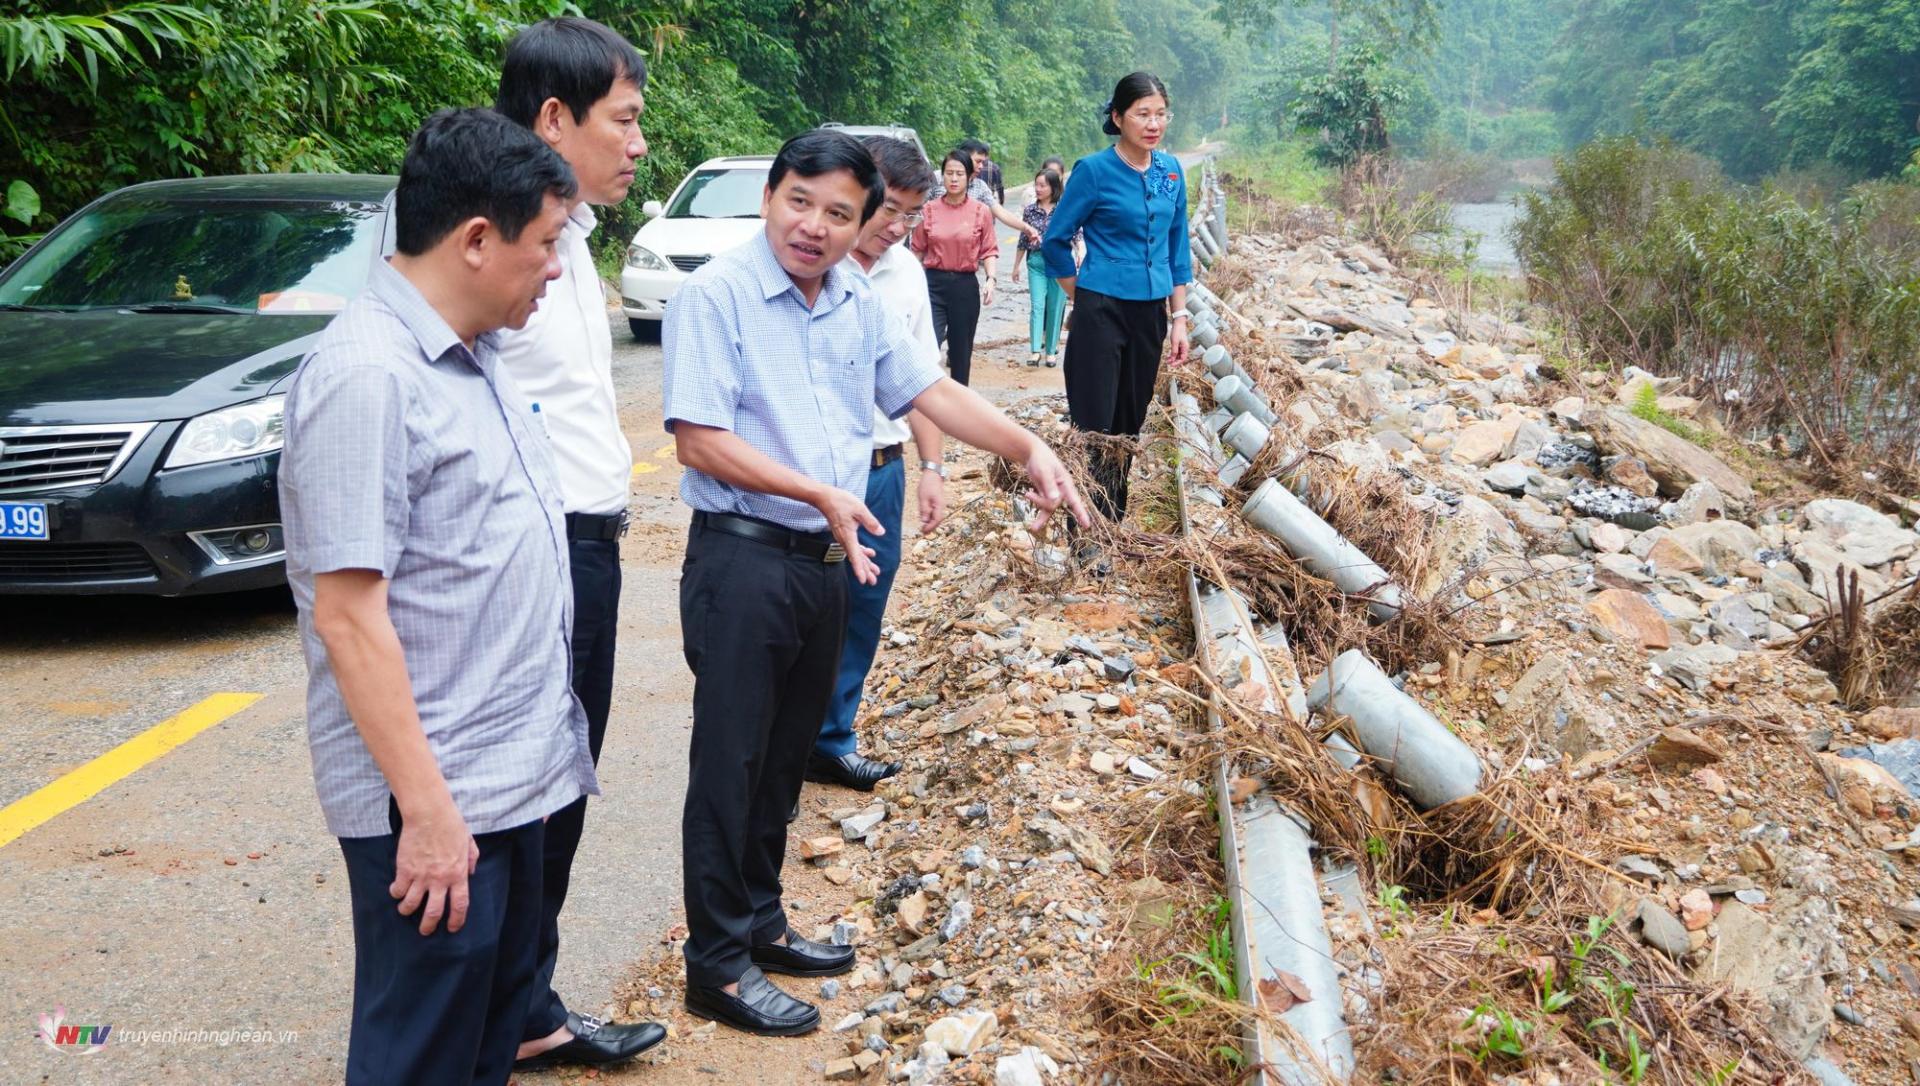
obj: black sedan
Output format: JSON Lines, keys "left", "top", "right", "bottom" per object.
{"left": 0, "top": 174, "right": 395, "bottom": 595}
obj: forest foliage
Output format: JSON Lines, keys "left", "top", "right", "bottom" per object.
{"left": 0, "top": 0, "right": 1254, "bottom": 261}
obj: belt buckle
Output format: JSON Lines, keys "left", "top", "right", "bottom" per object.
{"left": 615, "top": 510, "right": 630, "bottom": 538}
{"left": 823, "top": 542, "right": 846, "bottom": 564}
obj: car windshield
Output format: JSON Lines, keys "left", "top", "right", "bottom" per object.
{"left": 0, "top": 198, "right": 383, "bottom": 314}
{"left": 666, "top": 168, "right": 770, "bottom": 219}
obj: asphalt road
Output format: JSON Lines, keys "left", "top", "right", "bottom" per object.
{"left": 0, "top": 220, "right": 1060, "bottom": 1082}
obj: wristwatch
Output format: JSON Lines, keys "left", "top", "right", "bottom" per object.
{"left": 1169, "top": 311, "right": 1190, "bottom": 323}
{"left": 920, "top": 459, "right": 948, "bottom": 478}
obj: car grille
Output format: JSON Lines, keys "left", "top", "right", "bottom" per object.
{"left": 0, "top": 541, "right": 158, "bottom": 582}
{"left": 668, "top": 254, "right": 709, "bottom": 273}
{"left": 0, "top": 423, "right": 155, "bottom": 495}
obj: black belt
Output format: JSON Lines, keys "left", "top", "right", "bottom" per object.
{"left": 693, "top": 511, "right": 845, "bottom": 564}
{"left": 565, "top": 510, "right": 628, "bottom": 541}
{"left": 871, "top": 443, "right": 903, "bottom": 470}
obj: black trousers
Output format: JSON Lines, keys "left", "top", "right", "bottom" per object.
{"left": 521, "top": 536, "right": 621, "bottom": 1041}
{"left": 926, "top": 267, "right": 982, "bottom": 387}
{"left": 340, "top": 813, "right": 545, "bottom": 1086}
{"left": 1063, "top": 287, "right": 1169, "bottom": 521}
{"left": 678, "top": 516, "right": 849, "bottom": 988}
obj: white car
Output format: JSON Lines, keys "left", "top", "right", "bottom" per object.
{"left": 620, "top": 155, "right": 772, "bottom": 339}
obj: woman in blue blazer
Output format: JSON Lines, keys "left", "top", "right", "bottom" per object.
{"left": 1041, "top": 71, "right": 1192, "bottom": 531}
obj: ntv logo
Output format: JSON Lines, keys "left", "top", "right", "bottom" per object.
{"left": 35, "top": 1006, "right": 111, "bottom": 1055}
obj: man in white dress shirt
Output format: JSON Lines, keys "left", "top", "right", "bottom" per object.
{"left": 493, "top": 17, "right": 663, "bottom": 1072}
{"left": 801, "top": 137, "right": 949, "bottom": 795}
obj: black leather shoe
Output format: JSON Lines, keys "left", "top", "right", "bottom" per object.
{"left": 788, "top": 796, "right": 800, "bottom": 823}
{"left": 804, "top": 750, "right": 900, "bottom": 791}
{"left": 685, "top": 966, "right": 820, "bottom": 1036}
{"left": 752, "top": 926, "right": 855, "bottom": 977}
{"left": 512, "top": 1010, "right": 666, "bottom": 1071}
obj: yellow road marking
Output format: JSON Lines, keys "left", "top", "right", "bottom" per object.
{"left": 0, "top": 692, "right": 263, "bottom": 849}
{"left": 654, "top": 443, "right": 676, "bottom": 459}
{"left": 632, "top": 461, "right": 662, "bottom": 475}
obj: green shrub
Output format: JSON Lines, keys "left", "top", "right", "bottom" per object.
{"left": 1516, "top": 137, "right": 1920, "bottom": 474}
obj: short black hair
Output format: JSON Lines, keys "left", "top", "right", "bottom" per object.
{"left": 1042, "top": 155, "right": 1066, "bottom": 173}
{"left": 394, "top": 108, "right": 578, "bottom": 256}
{"left": 768, "top": 129, "right": 886, "bottom": 224}
{"left": 941, "top": 149, "right": 975, "bottom": 182}
{"left": 497, "top": 17, "right": 647, "bottom": 127}
{"left": 1105, "top": 71, "right": 1171, "bottom": 136}
{"left": 861, "top": 136, "right": 937, "bottom": 199}
{"left": 958, "top": 138, "right": 989, "bottom": 157}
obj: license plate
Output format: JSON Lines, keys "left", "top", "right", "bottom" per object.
{"left": 0, "top": 501, "right": 49, "bottom": 540}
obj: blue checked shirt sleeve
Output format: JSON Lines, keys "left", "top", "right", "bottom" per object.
{"left": 872, "top": 303, "right": 943, "bottom": 419}
{"left": 282, "top": 363, "right": 411, "bottom": 578}
{"left": 661, "top": 276, "right": 741, "bottom": 433}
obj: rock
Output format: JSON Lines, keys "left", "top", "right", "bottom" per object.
{"left": 896, "top": 890, "right": 930, "bottom": 935}
{"left": 1701, "top": 897, "right": 1846, "bottom": 1057}
{"left": 864, "top": 992, "right": 906, "bottom": 1016}
{"left": 820, "top": 979, "right": 842, "bottom": 1000}
{"left": 1679, "top": 888, "right": 1714, "bottom": 931}
{"left": 1804, "top": 498, "right": 1919, "bottom": 568}
{"left": 1668, "top": 481, "right": 1727, "bottom": 526}
{"left": 1586, "top": 589, "right": 1673, "bottom": 649}
{"left": 832, "top": 1011, "right": 865, "bottom": 1032}
{"left": 1588, "top": 522, "right": 1631, "bottom": 554}
{"left": 1707, "top": 596, "right": 1771, "bottom": 642}
{"left": 1028, "top": 817, "right": 1113, "bottom": 876}
{"left": 1508, "top": 421, "right": 1551, "bottom": 461}
{"left": 841, "top": 806, "right": 886, "bottom": 840}
{"left": 1830, "top": 739, "right": 1920, "bottom": 800}
{"left": 1860, "top": 707, "right": 1920, "bottom": 741}
{"left": 1648, "top": 727, "right": 1727, "bottom": 768}
{"left": 1651, "top": 643, "right": 1739, "bottom": 691}
{"left": 1593, "top": 552, "right": 1654, "bottom": 589}
{"left": 825, "top": 1056, "right": 862, "bottom": 1080}
{"left": 1587, "top": 407, "right": 1753, "bottom": 511}
{"left": 800, "top": 836, "right": 845, "bottom": 860}
{"left": 1794, "top": 537, "right": 1889, "bottom": 604}
{"left": 925, "top": 1010, "right": 998, "bottom": 1057}
{"left": 1549, "top": 395, "right": 1586, "bottom": 422}
{"left": 1125, "top": 756, "right": 1162, "bottom": 781}
{"left": 1645, "top": 536, "right": 1704, "bottom": 577}
{"left": 1497, "top": 653, "right": 1570, "bottom": 739}
{"left": 1122, "top": 876, "right": 1180, "bottom": 938}
{"left": 960, "top": 845, "right": 988, "bottom": 869}
{"left": 1088, "top": 751, "right": 1117, "bottom": 776}
{"left": 994, "top": 1048, "right": 1053, "bottom": 1086}
{"left": 1666, "top": 521, "right": 1765, "bottom": 576}
{"left": 939, "top": 898, "right": 973, "bottom": 942}
{"left": 1604, "top": 456, "right": 1660, "bottom": 498}
{"left": 1453, "top": 418, "right": 1522, "bottom": 466}
{"left": 1484, "top": 460, "right": 1532, "bottom": 494}
{"left": 1635, "top": 898, "right": 1690, "bottom": 957}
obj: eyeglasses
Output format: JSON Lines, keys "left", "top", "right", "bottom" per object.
{"left": 1128, "top": 110, "right": 1172, "bottom": 125}
{"left": 880, "top": 205, "right": 926, "bottom": 228}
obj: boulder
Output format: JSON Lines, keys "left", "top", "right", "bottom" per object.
{"left": 1452, "top": 418, "right": 1522, "bottom": 467}
{"left": 1666, "top": 521, "right": 1765, "bottom": 577}
{"left": 1803, "top": 498, "right": 1918, "bottom": 568}
{"left": 1586, "top": 589, "right": 1672, "bottom": 649}
{"left": 1587, "top": 407, "right": 1753, "bottom": 511}
{"left": 1700, "top": 897, "right": 1845, "bottom": 1058}
{"left": 1668, "top": 481, "right": 1727, "bottom": 526}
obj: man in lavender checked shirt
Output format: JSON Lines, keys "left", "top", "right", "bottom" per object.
{"left": 278, "top": 109, "right": 595, "bottom": 1086}
{"left": 663, "top": 127, "right": 1090, "bottom": 1037}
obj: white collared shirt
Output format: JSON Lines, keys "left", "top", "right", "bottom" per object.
{"left": 496, "top": 203, "right": 633, "bottom": 514}
{"left": 848, "top": 242, "right": 942, "bottom": 449}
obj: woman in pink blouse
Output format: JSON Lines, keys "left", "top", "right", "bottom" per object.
{"left": 909, "top": 149, "right": 998, "bottom": 387}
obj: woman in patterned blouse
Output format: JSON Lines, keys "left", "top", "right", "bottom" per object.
{"left": 1012, "top": 168, "right": 1068, "bottom": 367}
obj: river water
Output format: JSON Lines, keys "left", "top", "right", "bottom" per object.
{"left": 1448, "top": 199, "right": 1526, "bottom": 276}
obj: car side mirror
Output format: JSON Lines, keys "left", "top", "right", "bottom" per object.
{"left": 642, "top": 200, "right": 665, "bottom": 220}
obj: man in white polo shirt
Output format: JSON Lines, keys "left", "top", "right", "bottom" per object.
{"left": 803, "top": 137, "right": 949, "bottom": 795}
{"left": 493, "top": 17, "right": 662, "bottom": 1072}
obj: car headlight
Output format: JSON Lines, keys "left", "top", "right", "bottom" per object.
{"left": 165, "top": 395, "right": 286, "bottom": 469}
{"left": 626, "top": 243, "right": 671, "bottom": 271}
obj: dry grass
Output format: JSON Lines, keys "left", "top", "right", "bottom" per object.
{"left": 1795, "top": 571, "right": 1920, "bottom": 708}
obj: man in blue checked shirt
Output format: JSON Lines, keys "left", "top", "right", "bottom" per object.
{"left": 279, "top": 109, "right": 596, "bottom": 1086}
{"left": 663, "top": 128, "right": 1089, "bottom": 1038}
